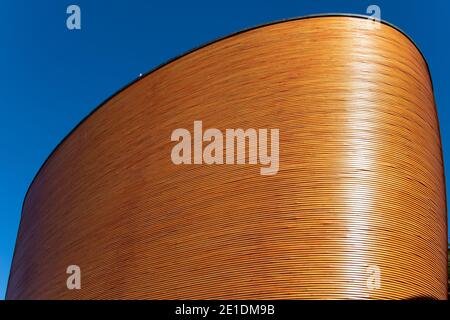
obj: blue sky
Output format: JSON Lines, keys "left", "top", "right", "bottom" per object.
{"left": 1, "top": 0, "right": 449, "bottom": 299}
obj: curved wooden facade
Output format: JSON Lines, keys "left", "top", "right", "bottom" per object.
{"left": 6, "top": 16, "right": 448, "bottom": 299}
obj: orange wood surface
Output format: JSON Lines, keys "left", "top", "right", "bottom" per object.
{"left": 6, "top": 16, "right": 448, "bottom": 299}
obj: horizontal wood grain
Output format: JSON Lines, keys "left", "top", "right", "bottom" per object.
{"left": 6, "top": 16, "right": 448, "bottom": 300}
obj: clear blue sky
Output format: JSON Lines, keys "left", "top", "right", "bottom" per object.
{"left": 1, "top": 0, "right": 449, "bottom": 299}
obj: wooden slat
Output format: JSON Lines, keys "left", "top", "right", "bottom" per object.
{"left": 6, "top": 16, "right": 448, "bottom": 300}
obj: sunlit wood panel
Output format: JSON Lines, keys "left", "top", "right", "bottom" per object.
{"left": 6, "top": 16, "right": 447, "bottom": 300}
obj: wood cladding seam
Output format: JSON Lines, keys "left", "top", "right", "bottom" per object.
{"left": 6, "top": 16, "right": 448, "bottom": 300}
